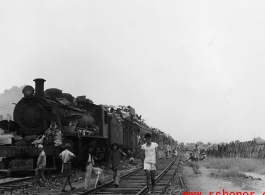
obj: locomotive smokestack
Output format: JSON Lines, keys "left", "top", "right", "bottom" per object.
{"left": 34, "top": 78, "right": 46, "bottom": 97}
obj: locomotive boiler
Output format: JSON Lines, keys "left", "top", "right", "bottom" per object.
{"left": 14, "top": 79, "right": 105, "bottom": 136}
{"left": 15, "top": 79, "right": 109, "bottom": 156}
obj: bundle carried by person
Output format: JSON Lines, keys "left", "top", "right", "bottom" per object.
{"left": 44, "top": 120, "right": 63, "bottom": 146}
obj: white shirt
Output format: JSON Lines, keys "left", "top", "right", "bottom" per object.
{"left": 59, "top": 149, "right": 75, "bottom": 163}
{"left": 0, "top": 134, "right": 14, "bottom": 145}
{"left": 166, "top": 145, "right": 171, "bottom": 151}
{"left": 141, "top": 142, "right": 158, "bottom": 164}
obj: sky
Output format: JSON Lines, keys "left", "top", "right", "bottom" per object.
{"left": 0, "top": 0, "right": 265, "bottom": 143}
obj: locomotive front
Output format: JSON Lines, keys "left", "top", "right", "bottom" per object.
{"left": 13, "top": 78, "right": 98, "bottom": 136}
{"left": 13, "top": 79, "right": 51, "bottom": 135}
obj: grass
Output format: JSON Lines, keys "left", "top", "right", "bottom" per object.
{"left": 200, "top": 157, "right": 265, "bottom": 174}
{"left": 209, "top": 167, "right": 244, "bottom": 178}
{"left": 198, "top": 157, "right": 265, "bottom": 190}
{"left": 209, "top": 168, "right": 253, "bottom": 190}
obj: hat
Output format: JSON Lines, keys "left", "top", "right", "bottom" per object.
{"left": 38, "top": 144, "right": 43, "bottom": 148}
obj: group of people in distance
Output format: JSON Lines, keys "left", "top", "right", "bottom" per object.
{"left": 35, "top": 132, "right": 166, "bottom": 194}
{"left": 183, "top": 145, "right": 207, "bottom": 163}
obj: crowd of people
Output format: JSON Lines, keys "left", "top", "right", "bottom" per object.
{"left": 34, "top": 132, "right": 176, "bottom": 193}
{"left": 183, "top": 145, "right": 207, "bottom": 163}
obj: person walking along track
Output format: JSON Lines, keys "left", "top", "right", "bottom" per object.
{"left": 141, "top": 133, "right": 159, "bottom": 194}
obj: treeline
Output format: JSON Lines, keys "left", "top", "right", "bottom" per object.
{"left": 185, "top": 137, "right": 264, "bottom": 152}
{"left": 0, "top": 86, "right": 25, "bottom": 118}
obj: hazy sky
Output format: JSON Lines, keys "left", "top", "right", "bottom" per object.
{"left": 0, "top": 0, "right": 265, "bottom": 143}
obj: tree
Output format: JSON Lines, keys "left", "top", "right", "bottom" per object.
{"left": 196, "top": 141, "right": 204, "bottom": 145}
{"left": 0, "top": 85, "right": 25, "bottom": 117}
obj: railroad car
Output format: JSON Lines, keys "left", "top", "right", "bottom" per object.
{"left": 0, "top": 78, "right": 176, "bottom": 173}
{"left": 151, "top": 128, "right": 160, "bottom": 144}
{"left": 106, "top": 107, "right": 154, "bottom": 153}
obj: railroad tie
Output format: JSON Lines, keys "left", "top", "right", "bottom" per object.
{"left": 0, "top": 186, "right": 13, "bottom": 195}
{"left": 24, "top": 182, "right": 32, "bottom": 187}
{"left": 10, "top": 184, "right": 20, "bottom": 190}
{"left": 3, "top": 185, "right": 20, "bottom": 194}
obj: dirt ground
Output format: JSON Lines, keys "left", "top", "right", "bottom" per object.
{"left": 243, "top": 172, "right": 265, "bottom": 194}
{"left": 38, "top": 174, "right": 113, "bottom": 195}
{"left": 183, "top": 165, "right": 263, "bottom": 195}
{"left": 37, "top": 163, "right": 142, "bottom": 195}
{"left": 20, "top": 149, "right": 166, "bottom": 195}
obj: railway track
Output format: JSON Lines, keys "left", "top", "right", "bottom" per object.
{"left": 66, "top": 155, "right": 181, "bottom": 195}
{"left": 0, "top": 176, "right": 35, "bottom": 194}
{"left": 0, "top": 154, "right": 182, "bottom": 194}
{"left": 0, "top": 172, "right": 64, "bottom": 194}
{"left": 0, "top": 164, "right": 143, "bottom": 194}
{"left": 0, "top": 176, "right": 34, "bottom": 186}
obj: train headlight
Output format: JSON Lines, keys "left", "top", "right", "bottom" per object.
{"left": 22, "top": 85, "right": 35, "bottom": 97}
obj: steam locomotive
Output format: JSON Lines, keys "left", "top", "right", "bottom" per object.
{"left": 0, "top": 78, "right": 175, "bottom": 173}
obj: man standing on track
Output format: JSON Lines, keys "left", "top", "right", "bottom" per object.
{"left": 35, "top": 144, "right": 48, "bottom": 187}
{"left": 109, "top": 143, "right": 126, "bottom": 188}
{"left": 141, "top": 133, "right": 159, "bottom": 194}
{"left": 59, "top": 143, "right": 76, "bottom": 192}
{"left": 165, "top": 143, "right": 171, "bottom": 159}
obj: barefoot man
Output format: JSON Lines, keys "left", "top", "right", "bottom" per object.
{"left": 141, "top": 133, "right": 159, "bottom": 194}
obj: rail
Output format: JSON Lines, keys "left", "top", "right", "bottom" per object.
{"left": 81, "top": 167, "right": 142, "bottom": 195}
{"left": 136, "top": 156, "right": 177, "bottom": 195}
{"left": 77, "top": 155, "right": 178, "bottom": 195}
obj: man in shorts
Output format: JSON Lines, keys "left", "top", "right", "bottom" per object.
{"left": 35, "top": 144, "right": 48, "bottom": 186}
{"left": 141, "top": 133, "right": 159, "bottom": 194}
{"left": 59, "top": 143, "right": 76, "bottom": 192}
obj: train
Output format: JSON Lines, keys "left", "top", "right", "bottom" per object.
{"left": 0, "top": 78, "right": 176, "bottom": 173}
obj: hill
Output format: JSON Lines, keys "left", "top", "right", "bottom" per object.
{"left": 0, "top": 85, "right": 25, "bottom": 119}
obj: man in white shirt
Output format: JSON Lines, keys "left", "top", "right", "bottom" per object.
{"left": 165, "top": 143, "right": 171, "bottom": 159}
{"left": 141, "top": 133, "right": 159, "bottom": 194}
{"left": 59, "top": 143, "right": 76, "bottom": 192}
{"left": 172, "top": 147, "right": 178, "bottom": 156}
{"left": 35, "top": 144, "right": 48, "bottom": 186}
